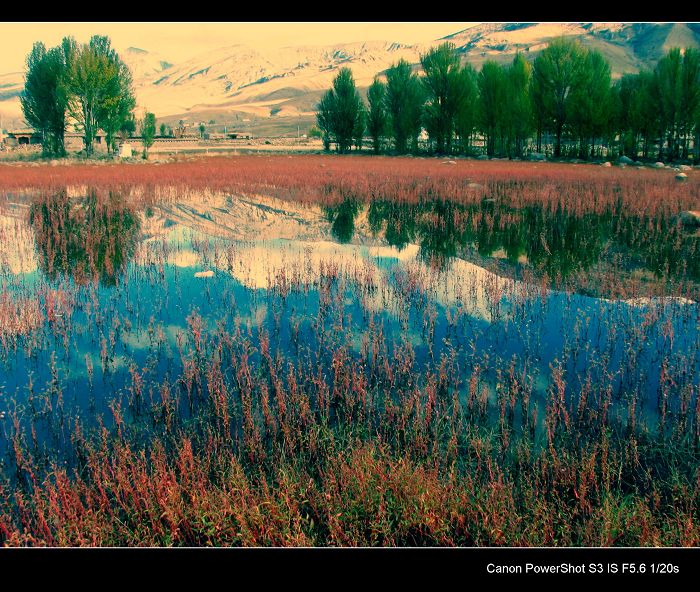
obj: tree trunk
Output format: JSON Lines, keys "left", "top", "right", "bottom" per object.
{"left": 555, "top": 124, "right": 562, "bottom": 158}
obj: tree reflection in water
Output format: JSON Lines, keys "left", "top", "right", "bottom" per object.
{"left": 327, "top": 197, "right": 699, "bottom": 293}
{"left": 29, "top": 190, "right": 140, "bottom": 286}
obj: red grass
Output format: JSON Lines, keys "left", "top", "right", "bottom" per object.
{"left": 1, "top": 155, "right": 697, "bottom": 217}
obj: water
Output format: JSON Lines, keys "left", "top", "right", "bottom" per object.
{"left": 0, "top": 191, "right": 698, "bottom": 464}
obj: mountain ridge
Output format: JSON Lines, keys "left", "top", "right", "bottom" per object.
{"left": 2, "top": 22, "right": 699, "bottom": 134}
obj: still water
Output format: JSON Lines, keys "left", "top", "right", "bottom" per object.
{"left": 0, "top": 191, "right": 698, "bottom": 460}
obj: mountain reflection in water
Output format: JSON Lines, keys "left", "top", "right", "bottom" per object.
{"left": 0, "top": 190, "right": 697, "bottom": 460}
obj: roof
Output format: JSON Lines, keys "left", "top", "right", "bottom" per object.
{"left": 8, "top": 128, "right": 38, "bottom": 136}
{"left": 66, "top": 129, "right": 107, "bottom": 137}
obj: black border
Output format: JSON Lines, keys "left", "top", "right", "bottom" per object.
{"left": 1, "top": 547, "right": 699, "bottom": 583}
{"left": 1, "top": 14, "right": 699, "bottom": 580}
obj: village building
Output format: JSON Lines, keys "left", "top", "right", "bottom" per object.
{"left": 2, "top": 127, "right": 108, "bottom": 152}
{"left": 204, "top": 131, "right": 253, "bottom": 140}
{"left": 64, "top": 130, "right": 108, "bottom": 153}
{"left": 3, "top": 128, "right": 42, "bottom": 147}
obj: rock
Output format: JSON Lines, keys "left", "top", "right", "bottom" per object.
{"left": 653, "top": 162, "right": 666, "bottom": 168}
{"left": 634, "top": 161, "right": 644, "bottom": 166}
{"left": 676, "top": 173, "right": 688, "bottom": 181}
{"left": 678, "top": 211, "right": 700, "bottom": 227}
{"left": 194, "top": 270, "right": 215, "bottom": 278}
{"left": 468, "top": 182, "right": 484, "bottom": 190}
{"left": 618, "top": 155, "right": 634, "bottom": 165}
{"left": 679, "top": 164, "right": 692, "bottom": 171}
{"left": 601, "top": 161, "right": 612, "bottom": 167}
{"left": 528, "top": 152, "right": 546, "bottom": 161}
{"left": 477, "top": 154, "right": 489, "bottom": 160}
{"left": 442, "top": 160, "right": 456, "bottom": 165}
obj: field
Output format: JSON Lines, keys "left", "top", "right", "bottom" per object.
{"left": 0, "top": 155, "right": 698, "bottom": 546}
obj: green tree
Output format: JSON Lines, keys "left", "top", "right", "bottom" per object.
{"left": 98, "top": 56, "right": 136, "bottom": 154}
{"left": 694, "top": 101, "right": 700, "bottom": 163}
{"left": 316, "top": 68, "right": 364, "bottom": 154}
{"left": 615, "top": 74, "right": 638, "bottom": 157}
{"left": 420, "top": 42, "right": 465, "bottom": 154}
{"left": 307, "top": 126, "right": 323, "bottom": 139}
{"left": 316, "top": 91, "right": 334, "bottom": 151}
{"left": 568, "top": 48, "right": 612, "bottom": 158}
{"left": 478, "top": 61, "right": 506, "bottom": 157}
{"left": 20, "top": 41, "right": 71, "bottom": 156}
{"left": 654, "top": 48, "right": 683, "bottom": 160}
{"left": 331, "top": 68, "right": 363, "bottom": 153}
{"left": 140, "top": 112, "right": 156, "bottom": 158}
{"left": 530, "top": 61, "right": 547, "bottom": 153}
{"left": 531, "top": 37, "right": 587, "bottom": 158}
{"left": 679, "top": 48, "right": 700, "bottom": 160}
{"left": 385, "top": 59, "right": 423, "bottom": 154}
{"left": 120, "top": 114, "right": 136, "bottom": 140}
{"left": 503, "top": 53, "right": 533, "bottom": 158}
{"left": 66, "top": 35, "right": 134, "bottom": 157}
{"left": 367, "top": 78, "right": 387, "bottom": 154}
{"left": 353, "top": 101, "right": 367, "bottom": 151}
{"left": 650, "top": 47, "right": 700, "bottom": 161}
{"left": 616, "top": 71, "right": 658, "bottom": 159}
{"left": 454, "top": 64, "right": 478, "bottom": 155}
{"left": 159, "top": 123, "right": 167, "bottom": 136}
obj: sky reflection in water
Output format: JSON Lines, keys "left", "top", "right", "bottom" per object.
{"left": 0, "top": 192, "right": 698, "bottom": 455}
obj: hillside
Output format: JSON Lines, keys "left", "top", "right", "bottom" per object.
{"left": 2, "top": 22, "right": 699, "bottom": 135}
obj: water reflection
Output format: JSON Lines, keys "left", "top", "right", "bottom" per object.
{"left": 326, "top": 199, "right": 359, "bottom": 244}
{"left": 0, "top": 189, "right": 697, "bottom": 462}
{"left": 29, "top": 191, "right": 140, "bottom": 286}
{"left": 326, "top": 198, "right": 700, "bottom": 294}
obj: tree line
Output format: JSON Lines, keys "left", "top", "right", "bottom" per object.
{"left": 317, "top": 39, "right": 700, "bottom": 163}
{"left": 21, "top": 35, "right": 157, "bottom": 158}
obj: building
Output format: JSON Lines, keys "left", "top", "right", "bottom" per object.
{"left": 2, "top": 127, "right": 108, "bottom": 152}
{"left": 4, "top": 128, "right": 42, "bottom": 147}
{"left": 204, "top": 131, "right": 253, "bottom": 141}
{"left": 65, "top": 130, "right": 108, "bottom": 153}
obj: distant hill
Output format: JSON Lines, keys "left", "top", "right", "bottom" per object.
{"left": 444, "top": 22, "right": 700, "bottom": 73}
{"left": 2, "top": 23, "right": 699, "bottom": 135}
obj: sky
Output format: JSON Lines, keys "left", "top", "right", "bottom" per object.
{"left": 0, "top": 22, "right": 478, "bottom": 73}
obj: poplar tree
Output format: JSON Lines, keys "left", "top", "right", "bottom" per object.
{"left": 531, "top": 37, "right": 586, "bottom": 158}
{"left": 420, "top": 42, "right": 465, "bottom": 154}
{"left": 454, "top": 64, "right": 478, "bottom": 155}
{"left": 315, "top": 68, "right": 363, "bottom": 153}
{"left": 478, "top": 61, "right": 506, "bottom": 157}
{"left": 140, "top": 112, "right": 156, "bottom": 158}
{"left": 367, "top": 78, "right": 387, "bottom": 154}
{"left": 384, "top": 59, "right": 423, "bottom": 154}
{"left": 65, "top": 35, "right": 134, "bottom": 156}
{"left": 20, "top": 41, "right": 71, "bottom": 156}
